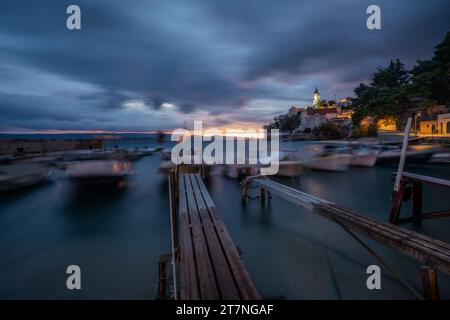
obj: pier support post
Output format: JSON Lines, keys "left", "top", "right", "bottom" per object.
{"left": 157, "top": 254, "right": 171, "bottom": 299}
{"left": 241, "top": 182, "right": 249, "bottom": 202}
{"left": 389, "top": 181, "right": 405, "bottom": 224}
{"left": 421, "top": 266, "right": 440, "bottom": 300}
{"left": 260, "top": 187, "right": 266, "bottom": 204}
{"left": 412, "top": 182, "right": 423, "bottom": 225}
{"left": 169, "top": 171, "right": 178, "bottom": 248}
{"left": 390, "top": 117, "right": 411, "bottom": 224}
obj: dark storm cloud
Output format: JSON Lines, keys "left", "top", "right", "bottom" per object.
{"left": 0, "top": 0, "right": 449, "bottom": 130}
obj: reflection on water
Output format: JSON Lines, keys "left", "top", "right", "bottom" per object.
{"left": 0, "top": 140, "right": 449, "bottom": 299}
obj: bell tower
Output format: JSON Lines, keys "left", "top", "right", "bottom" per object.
{"left": 313, "top": 87, "right": 321, "bottom": 108}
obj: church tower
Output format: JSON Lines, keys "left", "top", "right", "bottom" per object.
{"left": 313, "top": 87, "right": 321, "bottom": 108}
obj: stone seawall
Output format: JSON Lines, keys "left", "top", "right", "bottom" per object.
{"left": 0, "top": 139, "right": 103, "bottom": 156}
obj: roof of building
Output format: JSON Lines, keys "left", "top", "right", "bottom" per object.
{"left": 313, "top": 87, "right": 320, "bottom": 94}
{"left": 306, "top": 107, "right": 337, "bottom": 115}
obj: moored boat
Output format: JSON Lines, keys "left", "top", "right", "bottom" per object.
{"left": 377, "top": 145, "right": 437, "bottom": 164}
{"left": 224, "top": 164, "right": 259, "bottom": 179}
{"left": 276, "top": 160, "right": 302, "bottom": 177}
{"left": 139, "top": 147, "right": 158, "bottom": 156}
{"left": 430, "top": 152, "right": 450, "bottom": 164}
{"left": 301, "top": 153, "right": 351, "bottom": 172}
{"left": 297, "top": 144, "right": 351, "bottom": 172}
{"left": 0, "top": 163, "right": 52, "bottom": 192}
{"left": 66, "top": 160, "right": 132, "bottom": 188}
{"left": 349, "top": 150, "right": 379, "bottom": 167}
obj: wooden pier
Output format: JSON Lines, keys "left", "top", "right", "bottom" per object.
{"left": 243, "top": 176, "right": 450, "bottom": 299}
{"left": 389, "top": 172, "right": 450, "bottom": 225}
{"left": 159, "top": 172, "right": 260, "bottom": 300}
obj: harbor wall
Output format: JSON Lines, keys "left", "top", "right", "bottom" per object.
{"left": 0, "top": 139, "right": 104, "bottom": 156}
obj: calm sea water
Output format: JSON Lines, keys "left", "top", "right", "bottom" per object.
{"left": 0, "top": 138, "right": 449, "bottom": 299}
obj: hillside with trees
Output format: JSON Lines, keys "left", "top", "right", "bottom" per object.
{"left": 352, "top": 32, "right": 450, "bottom": 127}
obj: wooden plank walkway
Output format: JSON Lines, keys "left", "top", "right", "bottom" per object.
{"left": 178, "top": 173, "right": 260, "bottom": 300}
{"left": 247, "top": 177, "right": 450, "bottom": 276}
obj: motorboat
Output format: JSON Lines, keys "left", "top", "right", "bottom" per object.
{"left": 276, "top": 161, "right": 303, "bottom": 177}
{"left": 0, "top": 163, "right": 51, "bottom": 192}
{"left": 297, "top": 145, "right": 351, "bottom": 172}
{"left": 161, "top": 149, "right": 172, "bottom": 161}
{"left": 66, "top": 160, "right": 132, "bottom": 188}
{"left": 139, "top": 147, "right": 158, "bottom": 156}
{"left": 348, "top": 145, "right": 380, "bottom": 167}
{"left": 430, "top": 152, "right": 450, "bottom": 164}
{"left": 349, "top": 150, "right": 379, "bottom": 167}
{"left": 114, "top": 148, "right": 144, "bottom": 161}
{"left": 376, "top": 145, "right": 437, "bottom": 164}
{"left": 224, "top": 164, "right": 260, "bottom": 179}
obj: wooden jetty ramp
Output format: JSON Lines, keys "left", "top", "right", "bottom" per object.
{"left": 243, "top": 176, "right": 450, "bottom": 299}
{"left": 389, "top": 171, "right": 450, "bottom": 225}
{"left": 158, "top": 172, "right": 260, "bottom": 300}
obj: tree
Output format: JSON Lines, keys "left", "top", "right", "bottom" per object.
{"left": 312, "top": 121, "right": 342, "bottom": 139}
{"left": 371, "top": 59, "right": 409, "bottom": 88}
{"left": 352, "top": 59, "right": 411, "bottom": 126}
{"left": 410, "top": 32, "right": 450, "bottom": 104}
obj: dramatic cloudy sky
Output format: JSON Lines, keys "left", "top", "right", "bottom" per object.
{"left": 0, "top": 0, "right": 449, "bottom": 132}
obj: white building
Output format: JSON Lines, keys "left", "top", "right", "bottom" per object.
{"left": 298, "top": 107, "right": 338, "bottom": 132}
{"left": 438, "top": 113, "right": 450, "bottom": 135}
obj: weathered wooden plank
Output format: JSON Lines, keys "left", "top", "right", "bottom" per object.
{"left": 184, "top": 174, "right": 220, "bottom": 299}
{"left": 194, "top": 174, "right": 260, "bottom": 300}
{"left": 177, "top": 173, "right": 260, "bottom": 300}
{"left": 259, "top": 178, "right": 450, "bottom": 256}
{"left": 258, "top": 178, "right": 450, "bottom": 257}
{"left": 178, "top": 174, "right": 199, "bottom": 300}
{"left": 189, "top": 174, "right": 241, "bottom": 299}
{"left": 250, "top": 177, "right": 450, "bottom": 275}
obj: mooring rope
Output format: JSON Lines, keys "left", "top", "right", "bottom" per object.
{"left": 331, "top": 217, "right": 424, "bottom": 300}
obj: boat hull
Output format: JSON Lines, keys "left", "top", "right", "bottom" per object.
{"left": 302, "top": 154, "right": 351, "bottom": 172}
{"left": 350, "top": 152, "right": 378, "bottom": 167}
{"left": 276, "top": 161, "right": 302, "bottom": 177}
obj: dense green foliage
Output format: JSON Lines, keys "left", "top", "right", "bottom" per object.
{"left": 264, "top": 114, "right": 300, "bottom": 132}
{"left": 352, "top": 32, "right": 450, "bottom": 126}
{"left": 410, "top": 32, "right": 450, "bottom": 104}
{"left": 312, "top": 121, "right": 343, "bottom": 139}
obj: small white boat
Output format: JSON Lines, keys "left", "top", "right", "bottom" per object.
{"left": 224, "top": 164, "right": 259, "bottom": 179}
{"left": 60, "top": 149, "right": 116, "bottom": 161}
{"left": 66, "top": 160, "right": 132, "bottom": 187}
{"left": 297, "top": 144, "right": 351, "bottom": 172}
{"left": 158, "top": 160, "right": 175, "bottom": 175}
{"left": 0, "top": 163, "right": 51, "bottom": 192}
{"left": 301, "top": 154, "right": 351, "bottom": 172}
{"left": 0, "top": 155, "right": 14, "bottom": 164}
{"left": 276, "top": 161, "right": 302, "bottom": 177}
{"left": 349, "top": 150, "right": 379, "bottom": 167}
{"left": 139, "top": 147, "right": 158, "bottom": 156}
{"left": 161, "top": 149, "right": 172, "bottom": 161}
{"left": 430, "top": 152, "right": 450, "bottom": 164}
{"left": 377, "top": 146, "right": 435, "bottom": 163}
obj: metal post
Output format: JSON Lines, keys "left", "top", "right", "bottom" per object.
{"left": 168, "top": 171, "right": 178, "bottom": 299}
{"left": 394, "top": 118, "right": 412, "bottom": 192}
